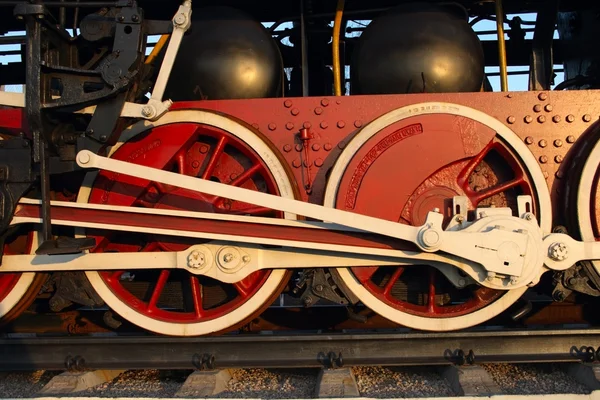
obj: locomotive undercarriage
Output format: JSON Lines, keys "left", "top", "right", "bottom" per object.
{"left": 3, "top": 0, "right": 600, "bottom": 337}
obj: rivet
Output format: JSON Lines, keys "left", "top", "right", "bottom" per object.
{"left": 566, "top": 114, "right": 575, "bottom": 123}
{"left": 567, "top": 135, "right": 576, "bottom": 143}
{"left": 507, "top": 116, "right": 516, "bottom": 124}
{"left": 336, "top": 99, "right": 342, "bottom": 105}
{"left": 338, "top": 141, "right": 346, "bottom": 149}
{"left": 543, "top": 171, "right": 549, "bottom": 179}
{"left": 337, "top": 120, "right": 346, "bottom": 128}
{"left": 284, "top": 100, "right": 293, "bottom": 108}
{"left": 584, "top": 114, "right": 592, "bottom": 122}
{"left": 545, "top": 104, "right": 553, "bottom": 112}
{"left": 199, "top": 145, "right": 209, "bottom": 154}
{"left": 554, "top": 139, "right": 563, "bottom": 147}
{"left": 533, "top": 104, "right": 542, "bottom": 112}
{"left": 525, "top": 136, "right": 534, "bottom": 145}
{"left": 524, "top": 115, "right": 533, "bottom": 124}
{"left": 314, "top": 107, "right": 323, "bottom": 115}
{"left": 555, "top": 155, "right": 563, "bottom": 163}
{"left": 321, "top": 99, "right": 330, "bottom": 107}
{"left": 556, "top": 170, "right": 564, "bottom": 179}
{"left": 192, "top": 161, "right": 199, "bottom": 168}
{"left": 292, "top": 159, "right": 301, "bottom": 168}
{"left": 303, "top": 122, "right": 312, "bottom": 129}
{"left": 230, "top": 173, "right": 237, "bottom": 180}
{"left": 283, "top": 144, "right": 292, "bottom": 152}
{"left": 291, "top": 108, "right": 300, "bottom": 116}
{"left": 302, "top": 160, "right": 308, "bottom": 167}
{"left": 324, "top": 143, "right": 333, "bottom": 151}
{"left": 320, "top": 121, "right": 329, "bottom": 129}
{"left": 539, "top": 139, "right": 547, "bottom": 148}
{"left": 252, "top": 123, "right": 259, "bottom": 129}
{"left": 354, "top": 120, "right": 363, "bottom": 128}
{"left": 314, "top": 158, "right": 324, "bottom": 167}
{"left": 552, "top": 115, "right": 561, "bottom": 123}
{"left": 539, "top": 155, "right": 548, "bottom": 163}
{"left": 538, "top": 115, "right": 546, "bottom": 123}
{"left": 268, "top": 123, "right": 277, "bottom": 131}
{"left": 312, "top": 144, "right": 321, "bottom": 151}
{"left": 295, "top": 144, "right": 302, "bottom": 152}
{"left": 507, "top": 93, "right": 513, "bottom": 98}
{"left": 538, "top": 92, "right": 548, "bottom": 101}
{"left": 286, "top": 122, "right": 294, "bottom": 130}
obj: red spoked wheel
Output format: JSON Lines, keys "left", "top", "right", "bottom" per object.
{"left": 0, "top": 231, "right": 46, "bottom": 324}
{"left": 78, "top": 110, "right": 296, "bottom": 336}
{"left": 326, "top": 103, "right": 550, "bottom": 331}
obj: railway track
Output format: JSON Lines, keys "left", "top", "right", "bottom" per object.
{"left": 2, "top": 327, "right": 600, "bottom": 371}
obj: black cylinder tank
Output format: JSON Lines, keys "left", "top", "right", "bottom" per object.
{"left": 163, "top": 7, "right": 283, "bottom": 101}
{"left": 351, "top": 3, "right": 485, "bottom": 94}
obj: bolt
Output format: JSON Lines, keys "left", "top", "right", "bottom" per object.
{"left": 223, "top": 253, "right": 234, "bottom": 263}
{"left": 455, "top": 215, "right": 465, "bottom": 224}
{"left": 291, "top": 108, "right": 300, "bottom": 116}
{"left": 320, "top": 121, "right": 329, "bottom": 129}
{"left": 545, "top": 104, "right": 553, "bottom": 112}
{"left": 286, "top": 122, "right": 294, "bottom": 130}
{"left": 295, "top": 144, "right": 302, "bottom": 152}
{"left": 553, "top": 115, "right": 561, "bottom": 123}
{"left": 533, "top": 104, "right": 542, "bottom": 112}
{"left": 192, "top": 161, "right": 199, "bottom": 168}
{"left": 315, "top": 284, "right": 324, "bottom": 292}
{"left": 584, "top": 114, "right": 592, "bottom": 122}
{"left": 507, "top": 116, "right": 516, "bottom": 124}
{"left": 458, "top": 278, "right": 466, "bottom": 286}
{"left": 486, "top": 272, "right": 496, "bottom": 281}
{"left": 314, "top": 107, "right": 323, "bottom": 115}
{"left": 510, "top": 276, "right": 519, "bottom": 285}
{"left": 555, "top": 155, "right": 563, "bottom": 163}
{"left": 99, "top": 135, "right": 108, "bottom": 142}
{"left": 118, "top": 15, "right": 125, "bottom": 22}
{"left": 567, "top": 135, "right": 576, "bottom": 143}
{"left": 539, "top": 155, "right": 548, "bottom": 163}
{"left": 199, "top": 145, "right": 209, "bottom": 154}
{"left": 549, "top": 242, "right": 568, "bottom": 261}
{"left": 187, "top": 250, "right": 205, "bottom": 269}
{"left": 554, "top": 139, "right": 563, "bottom": 147}
{"left": 321, "top": 99, "right": 330, "bottom": 107}
{"left": 324, "top": 143, "right": 333, "bottom": 151}
{"left": 174, "top": 13, "right": 186, "bottom": 26}
{"left": 312, "top": 144, "right": 321, "bottom": 151}
{"left": 242, "top": 255, "right": 250, "bottom": 263}
{"left": 132, "top": 14, "right": 140, "bottom": 22}
{"left": 543, "top": 171, "right": 549, "bottom": 179}
{"left": 539, "top": 139, "right": 547, "bottom": 148}
{"left": 141, "top": 105, "right": 154, "bottom": 117}
{"left": 284, "top": 100, "right": 293, "bottom": 108}
{"left": 525, "top": 213, "right": 534, "bottom": 221}
{"left": 538, "top": 115, "right": 546, "bottom": 123}
{"left": 524, "top": 115, "right": 533, "bottom": 124}
{"left": 525, "top": 136, "right": 534, "bottom": 145}
{"left": 566, "top": 114, "right": 575, "bottom": 123}
{"left": 283, "top": 144, "right": 292, "bottom": 152}
{"left": 354, "top": 120, "right": 363, "bottom": 128}
{"left": 314, "top": 158, "right": 324, "bottom": 167}
{"left": 268, "top": 123, "right": 277, "bottom": 131}
{"left": 337, "top": 120, "right": 346, "bottom": 129}
{"left": 556, "top": 170, "right": 564, "bottom": 179}
{"left": 303, "top": 296, "right": 313, "bottom": 306}
{"left": 538, "top": 92, "right": 548, "bottom": 101}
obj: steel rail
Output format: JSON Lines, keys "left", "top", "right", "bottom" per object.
{"left": 1, "top": 328, "right": 599, "bottom": 371}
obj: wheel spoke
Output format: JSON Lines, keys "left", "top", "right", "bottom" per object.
{"left": 147, "top": 270, "right": 170, "bottom": 311}
{"left": 383, "top": 267, "right": 405, "bottom": 296}
{"left": 457, "top": 140, "right": 494, "bottom": 189}
{"left": 201, "top": 135, "right": 228, "bottom": 180}
{"left": 470, "top": 176, "right": 525, "bottom": 205}
{"left": 427, "top": 269, "right": 437, "bottom": 313}
{"left": 234, "top": 281, "right": 250, "bottom": 297}
{"left": 190, "top": 276, "right": 204, "bottom": 318}
{"left": 353, "top": 266, "right": 379, "bottom": 284}
{"left": 220, "top": 206, "right": 275, "bottom": 216}
{"left": 175, "top": 149, "right": 187, "bottom": 175}
{"left": 229, "top": 163, "right": 262, "bottom": 187}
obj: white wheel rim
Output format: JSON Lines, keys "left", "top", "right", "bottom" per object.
{"left": 77, "top": 110, "right": 294, "bottom": 336}
{"left": 0, "top": 232, "right": 40, "bottom": 319}
{"left": 324, "top": 102, "right": 551, "bottom": 331}
{"left": 576, "top": 137, "right": 600, "bottom": 272}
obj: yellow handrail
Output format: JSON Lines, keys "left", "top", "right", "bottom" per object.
{"left": 332, "top": 0, "right": 345, "bottom": 96}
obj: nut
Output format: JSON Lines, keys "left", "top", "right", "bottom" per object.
{"left": 141, "top": 105, "right": 154, "bottom": 118}
{"left": 548, "top": 242, "right": 568, "bottom": 261}
{"left": 187, "top": 250, "right": 206, "bottom": 269}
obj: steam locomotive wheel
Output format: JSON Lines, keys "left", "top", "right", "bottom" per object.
{"left": 325, "top": 103, "right": 551, "bottom": 331}
{"left": 574, "top": 137, "right": 600, "bottom": 275}
{"left": 0, "top": 232, "right": 46, "bottom": 324}
{"left": 77, "top": 110, "right": 296, "bottom": 336}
